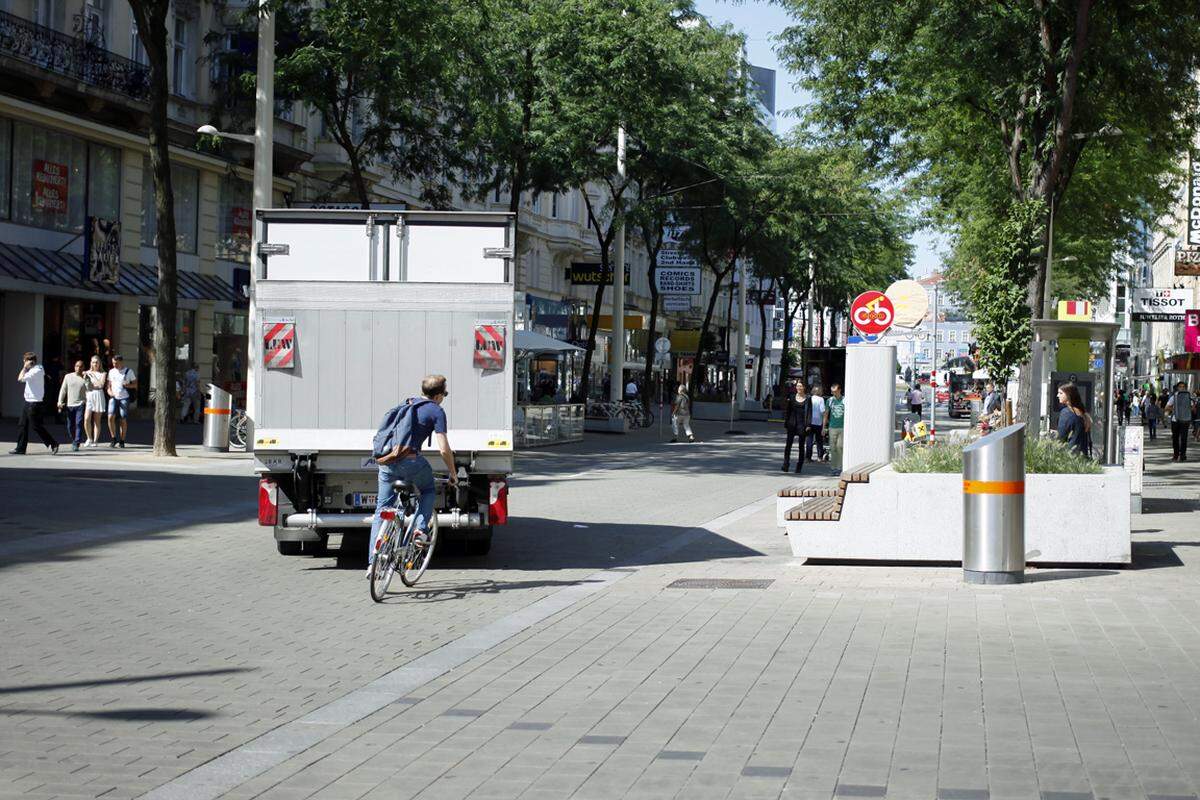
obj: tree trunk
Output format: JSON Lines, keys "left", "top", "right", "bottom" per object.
{"left": 575, "top": 278, "right": 606, "bottom": 403}
{"left": 689, "top": 265, "right": 730, "bottom": 403}
{"left": 642, "top": 275, "right": 660, "bottom": 413}
{"left": 755, "top": 278, "right": 774, "bottom": 401}
{"left": 1016, "top": 205, "right": 1052, "bottom": 430}
{"left": 132, "top": 0, "right": 178, "bottom": 457}
{"left": 347, "top": 149, "right": 372, "bottom": 209}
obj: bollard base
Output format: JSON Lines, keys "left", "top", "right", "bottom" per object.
{"left": 963, "top": 570, "right": 1024, "bottom": 585}
{"left": 203, "top": 446, "right": 228, "bottom": 453}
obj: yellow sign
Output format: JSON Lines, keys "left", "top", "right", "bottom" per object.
{"left": 1057, "top": 300, "right": 1092, "bottom": 321}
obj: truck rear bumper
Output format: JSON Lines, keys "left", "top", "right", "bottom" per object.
{"left": 279, "top": 510, "right": 484, "bottom": 532}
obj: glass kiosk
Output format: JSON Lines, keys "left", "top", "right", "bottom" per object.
{"left": 1031, "top": 319, "right": 1120, "bottom": 464}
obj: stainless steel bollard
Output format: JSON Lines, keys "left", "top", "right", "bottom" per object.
{"left": 203, "top": 383, "right": 232, "bottom": 452}
{"left": 962, "top": 422, "right": 1026, "bottom": 584}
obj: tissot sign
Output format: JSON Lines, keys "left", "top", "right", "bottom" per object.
{"left": 1131, "top": 287, "right": 1190, "bottom": 322}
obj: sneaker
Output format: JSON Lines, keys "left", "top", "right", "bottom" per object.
{"left": 109, "top": 440, "right": 117, "bottom": 448}
{"left": 72, "top": 443, "right": 79, "bottom": 451}
{"left": 7, "top": 449, "right": 24, "bottom": 455}
{"left": 670, "top": 437, "right": 678, "bottom": 443}
{"left": 688, "top": 436, "right": 694, "bottom": 442}
{"left": 50, "top": 443, "right": 59, "bottom": 455}
{"left": 118, "top": 440, "right": 125, "bottom": 449}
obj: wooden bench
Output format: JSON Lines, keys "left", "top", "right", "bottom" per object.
{"left": 781, "top": 463, "right": 887, "bottom": 523}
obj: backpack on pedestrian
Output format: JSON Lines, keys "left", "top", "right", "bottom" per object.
{"left": 371, "top": 398, "right": 433, "bottom": 464}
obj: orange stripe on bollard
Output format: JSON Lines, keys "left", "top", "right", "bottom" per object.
{"left": 203, "top": 408, "right": 232, "bottom": 415}
{"left": 962, "top": 480, "right": 1024, "bottom": 495}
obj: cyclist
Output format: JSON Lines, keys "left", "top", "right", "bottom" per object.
{"left": 366, "top": 374, "right": 458, "bottom": 578}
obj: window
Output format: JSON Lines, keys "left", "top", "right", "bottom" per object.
{"left": 33, "top": 0, "right": 65, "bottom": 30}
{"left": 88, "top": 144, "right": 121, "bottom": 222}
{"left": 83, "top": 0, "right": 108, "bottom": 42}
{"left": 217, "top": 175, "right": 252, "bottom": 263}
{"left": 0, "top": 120, "right": 10, "bottom": 220}
{"left": 948, "top": 330, "right": 958, "bottom": 343}
{"left": 13, "top": 122, "right": 87, "bottom": 232}
{"left": 172, "top": 16, "right": 195, "bottom": 98}
{"left": 141, "top": 156, "right": 199, "bottom": 253}
{"left": 131, "top": 21, "right": 147, "bottom": 65}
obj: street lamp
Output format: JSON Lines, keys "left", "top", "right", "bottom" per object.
{"left": 196, "top": 124, "right": 254, "bottom": 145}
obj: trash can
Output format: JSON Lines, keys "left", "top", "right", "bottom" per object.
{"left": 962, "top": 422, "right": 1025, "bottom": 584}
{"left": 203, "top": 383, "right": 232, "bottom": 452}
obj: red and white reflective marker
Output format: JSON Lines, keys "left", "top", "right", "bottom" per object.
{"left": 850, "top": 291, "right": 895, "bottom": 337}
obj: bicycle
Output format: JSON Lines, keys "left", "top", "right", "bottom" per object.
{"left": 369, "top": 478, "right": 442, "bottom": 602}
{"left": 229, "top": 406, "right": 249, "bottom": 450}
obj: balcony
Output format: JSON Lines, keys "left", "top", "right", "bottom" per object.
{"left": 0, "top": 10, "right": 149, "bottom": 101}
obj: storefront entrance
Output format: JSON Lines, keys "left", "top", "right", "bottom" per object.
{"left": 42, "top": 297, "right": 116, "bottom": 375}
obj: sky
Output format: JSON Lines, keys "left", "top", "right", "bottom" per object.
{"left": 693, "top": 0, "right": 944, "bottom": 279}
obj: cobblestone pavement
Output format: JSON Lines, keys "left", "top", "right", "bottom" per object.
{"left": 2, "top": 421, "right": 1198, "bottom": 800}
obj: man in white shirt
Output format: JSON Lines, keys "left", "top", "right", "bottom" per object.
{"left": 805, "top": 385, "right": 827, "bottom": 463}
{"left": 106, "top": 354, "right": 137, "bottom": 448}
{"left": 624, "top": 379, "right": 638, "bottom": 400}
{"left": 11, "top": 351, "right": 59, "bottom": 455}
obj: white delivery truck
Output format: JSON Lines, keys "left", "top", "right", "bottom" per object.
{"left": 251, "top": 209, "right": 514, "bottom": 556}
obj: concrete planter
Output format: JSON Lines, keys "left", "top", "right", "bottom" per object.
{"left": 780, "top": 465, "right": 1130, "bottom": 565}
{"left": 691, "top": 400, "right": 737, "bottom": 421}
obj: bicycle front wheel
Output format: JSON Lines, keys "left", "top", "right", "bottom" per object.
{"left": 228, "top": 410, "right": 249, "bottom": 450}
{"left": 398, "top": 511, "right": 438, "bottom": 587}
{"left": 369, "top": 518, "right": 400, "bottom": 602}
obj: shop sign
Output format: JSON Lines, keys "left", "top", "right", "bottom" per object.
{"left": 850, "top": 290, "right": 895, "bottom": 336}
{"left": 83, "top": 217, "right": 121, "bottom": 284}
{"left": 32, "top": 159, "right": 68, "bottom": 213}
{"left": 1186, "top": 310, "right": 1200, "bottom": 353}
{"left": 567, "top": 261, "right": 630, "bottom": 286}
{"left": 474, "top": 323, "right": 506, "bottom": 371}
{"left": 263, "top": 318, "right": 296, "bottom": 369}
{"left": 656, "top": 248, "right": 699, "bottom": 270}
{"left": 1131, "top": 287, "right": 1190, "bottom": 322}
{"left": 1057, "top": 300, "right": 1092, "bottom": 321}
{"left": 663, "top": 295, "right": 692, "bottom": 312}
{"left": 1188, "top": 152, "right": 1200, "bottom": 247}
{"left": 654, "top": 265, "right": 700, "bottom": 295}
{"left": 1175, "top": 246, "right": 1200, "bottom": 276}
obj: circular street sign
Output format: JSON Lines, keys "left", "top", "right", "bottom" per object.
{"left": 655, "top": 336, "right": 671, "bottom": 354}
{"left": 850, "top": 291, "right": 895, "bottom": 336}
{"left": 885, "top": 279, "right": 929, "bottom": 329}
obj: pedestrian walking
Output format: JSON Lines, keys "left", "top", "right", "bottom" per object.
{"left": 106, "top": 355, "right": 137, "bottom": 448}
{"left": 1165, "top": 381, "right": 1193, "bottom": 461}
{"left": 10, "top": 352, "right": 59, "bottom": 455}
{"left": 670, "top": 384, "right": 694, "bottom": 443}
{"left": 1130, "top": 391, "right": 1141, "bottom": 421}
{"left": 908, "top": 384, "right": 924, "bottom": 416}
{"left": 57, "top": 360, "right": 88, "bottom": 451}
{"left": 806, "top": 384, "right": 827, "bottom": 465}
{"left": 367, "top": 374, "right": 458, "bottom": 578}
{"left": 179, "top": 363, "right": 203, "bottom": 423}
{"left": 1144, "top": 392, "right": 1161, "bottom": 440}
{"left": 1055, "top": 383, "right": 1087, "bottom": 454}
{"left": 826, "top": 383, "right": 845, "bottom": 476}
{"left": 84, "top": 355, "right": 107, "bottom": 446}
{"left": 782, "top": 381, "right": 811, "bottom": 473}
{"left": 624, "top": 377, "right": 639, "bottom": 401}
{"left": 1115, "top": 390, "right": 1127, "bottom": 426}
{"left": 982, "top": 381, "right": 1002, "bottom": 415}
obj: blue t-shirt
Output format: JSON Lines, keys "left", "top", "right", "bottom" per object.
{"left": 410, "top": 398, "right": 447, "bottom": 449}
{"left": 1056, "top": 408, "right": 1085, "bottom": 453}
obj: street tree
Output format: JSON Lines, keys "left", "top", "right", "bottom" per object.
{"left": 778, "top": 0, "right": 1200, "bottom": 421}
{"left": 129, "top": 0, "right": 179, "bottom": 456}
{"left": 275, "top": 0, "right": 468, "bottom": 207}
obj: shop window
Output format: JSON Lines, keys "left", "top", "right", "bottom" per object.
{"left": 12, "top": 122, "right": 87, "bottom": 233}
{"left": 141, "top": 156, "right": 199, "bottom": 253}
{"left": 0, "top": 120, "right": 10, "bottom": 221}
{"left": 136, "top": 305, "right": 196, "bottom": 405}
{"left": 217, "top": 175, "right": 252, "bottom": 262}
{"left": 88, "top": 143, "right": 121, "bottom": 222}
{"left": 213, "top": 311, "right": 248, "bottom": 407}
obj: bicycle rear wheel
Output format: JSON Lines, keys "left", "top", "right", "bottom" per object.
{"left": 229, "top": 410, "right": 248, "bottom": 450}
{"left": 398, "top": 511, "right": 438, "bottom": 587}
{"left": 369, "top": 517, "right": 400, "bottom": 602}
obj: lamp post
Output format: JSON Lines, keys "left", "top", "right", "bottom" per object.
{"left": 195, "top": 0, "right": 274, "bottom": 446}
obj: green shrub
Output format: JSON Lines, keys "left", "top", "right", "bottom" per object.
{"left": 893, "top": 435, "right": 1102, "bottom": 474}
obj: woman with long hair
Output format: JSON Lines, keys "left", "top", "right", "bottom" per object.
{"left": 83, "top": 355, "right": 107, "bottom": 447}
{"left": 1056, "top": 383, "right": 1087, "bottom": 454}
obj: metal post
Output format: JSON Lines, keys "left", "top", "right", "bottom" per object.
{"left": 962, "top": 423, "right": 1026, "bottom": 584}
{"left": 735, "top": 257, "right": 746, "bottom": 416}
{"left": 245, "top": 0, "right": 274, "bottom": 448}
{"left": 610, "top": 126, "right": 626, "bottom": 405}
{"left": 930, "top": 282, "right": 938, "bottom": 438}
{"left": 1105, "top": 334, "right": 1117, "bottom": 463}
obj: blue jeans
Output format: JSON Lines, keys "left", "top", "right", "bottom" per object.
{"left": 369, "top": 456, "right": 435, "bottom": 564}
{"left": 107, "top": 397, "right": 129, "bottom": 418}
{"left": 66, "top": 404, "right": 85, "bottom": 444}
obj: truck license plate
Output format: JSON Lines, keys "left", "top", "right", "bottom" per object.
{"left": 353, "top": 493, "right": 377, "bottom": 508}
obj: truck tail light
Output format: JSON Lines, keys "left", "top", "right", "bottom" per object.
{"left": 258, "top": 478, "right": 278, "bottom": 526}
{"left": 489, "top": 478, "right": 508, "bottom": 526}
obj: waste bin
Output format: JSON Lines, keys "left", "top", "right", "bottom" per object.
{"left": 203, "top": 383, "right": 232, "bottom": 452}
{"left": 962, "top": 422, "right": 1025, "bottom": 584}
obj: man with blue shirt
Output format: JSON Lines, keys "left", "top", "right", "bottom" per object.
{"left": 367, "top": 374, "right": 458, "bottom": 577}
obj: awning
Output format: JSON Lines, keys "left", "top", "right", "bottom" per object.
{"left": 515, "top": 329, "right": 583, "bottom": 355}
{"left": 0, "top": 241, "right": 242, "bottom": 303}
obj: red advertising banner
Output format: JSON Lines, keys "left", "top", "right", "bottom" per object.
{"left": 1186, "top": 310, "right": 1200, "bottom": 354}
{"left": 32, "top": 159, "right": 68, "bottom": 213}
{"left": 474, "top": 324, "right": 506, "bottom": 371}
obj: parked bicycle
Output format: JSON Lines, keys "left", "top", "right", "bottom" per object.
{"left": 368, "top": 477, "right": 444, "bottom": 602}
{"left": 229, "top": 405, "right": 249, "bottom": 450}
{"left": 585, "top": 399, "right": 654, "bottom": 428}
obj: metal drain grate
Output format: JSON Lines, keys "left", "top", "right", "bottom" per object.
{"left": 667, "top": 578, "right": 774, "bottom": 590}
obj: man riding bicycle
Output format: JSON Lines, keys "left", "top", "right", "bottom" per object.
{"left": 367, "top": 374, "right": 458, "bottom": 578}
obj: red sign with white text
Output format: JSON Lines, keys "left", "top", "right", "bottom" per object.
{"left": 1187, "top": 310, "right": 1200, "bottom": 354}
{"left": 32, "top": 159, "right": 69, "bottom": 213}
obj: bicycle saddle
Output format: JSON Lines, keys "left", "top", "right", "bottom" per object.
{"left": 391, "top": 479, "right": 420, "bottom": 495}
